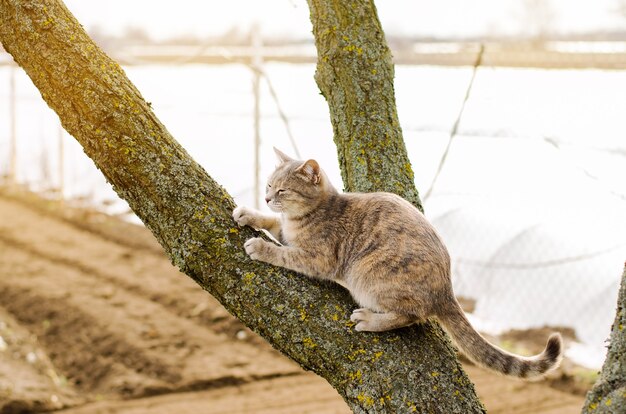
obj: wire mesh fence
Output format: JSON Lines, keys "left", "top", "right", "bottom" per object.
{"left": 1, "top": 51, "right": 625, "bottom": 368}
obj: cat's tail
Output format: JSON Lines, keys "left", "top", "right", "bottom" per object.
{"left": 436, "top": 300, "right": 563, "bottom": 378}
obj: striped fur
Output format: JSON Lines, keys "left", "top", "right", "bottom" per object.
{"left": 233, "top": 148, "right": 563, "bottom": 378}
{"left": 438, "top": 300, "right": 563, "bottom": 378}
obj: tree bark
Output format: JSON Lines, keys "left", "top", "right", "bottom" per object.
{"left": 583, "top": 266, "right": 626, "bottom": 413}
{"left": 0, "top": 0, "right": 484, "bottom": 412}
{"left": 307, "top": 0, "right": 422, "bottom": 212}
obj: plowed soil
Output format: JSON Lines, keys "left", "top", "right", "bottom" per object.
{"left": 0, "top": 188, "right": 585, "bottom": 413}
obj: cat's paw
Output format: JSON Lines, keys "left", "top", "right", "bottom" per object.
{"left": 233, "top": 206, "right": 256, "bottom": 228}
{"left": 350, "top": 308, "right": 375, "bottom": 332}
{"left": 244, "top": 237, "right": 274, "bottom": 262}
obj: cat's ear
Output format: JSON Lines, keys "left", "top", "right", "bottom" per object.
{"left": 296, "top": 159, "right": 321, "bottom": 185}
{"left": 273, "top": 147, "right": 294, "bottom": 164}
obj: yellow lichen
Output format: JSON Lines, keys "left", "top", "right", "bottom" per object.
{"left": 404, "top": 162, "right": 414, "bottom": 176}
{"left": 349, "top": 370, "right": 362, "bottom": 382}
{"left": 356, "top": 393, "right": 375, "bottom": 406}
{"left": 242, "top": 272, "right": 255, "bottom": 286}
{"left": 298, "top": 307, "right": 307, "bottom": 321}
{"left": 302, "top": 337, "right": 317, "bottom": 349}
{"left": 193, "top": 205, "right": 211, "bottom": 220}
{"left": 348, "top": 348, "right": 367, "bottom": 361}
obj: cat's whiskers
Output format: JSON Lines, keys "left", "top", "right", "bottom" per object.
{"left": 268, "top": 201, "right": 283, "bottom": 213}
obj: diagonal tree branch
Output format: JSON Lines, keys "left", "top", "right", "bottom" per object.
{"left": 0, "top": 0, "right": 484, "bottom": 412}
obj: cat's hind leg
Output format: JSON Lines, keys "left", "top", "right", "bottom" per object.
{"left": 350, "top": 309, "right": 414, "bottom": 332}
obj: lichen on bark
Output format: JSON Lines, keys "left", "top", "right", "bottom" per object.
{"left": 583, "top": 266, "right": 626, "bottom": 413}
{"left": 1, "top": 0, "right": 484, "bottom": 412}
{"left": 306, "top": 0, "right": 422, "bottom": 212}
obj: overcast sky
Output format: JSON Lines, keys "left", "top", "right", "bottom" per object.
{"left": 64, "top": 0, "right": 624, "bottom": 40}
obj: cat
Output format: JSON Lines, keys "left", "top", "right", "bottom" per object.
{"left": 232, "top": 148, "right": 563, "bottom": 378}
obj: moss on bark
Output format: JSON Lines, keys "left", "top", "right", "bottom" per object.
{"left": 1, "top": 0, "right": 484, "bottom": 412}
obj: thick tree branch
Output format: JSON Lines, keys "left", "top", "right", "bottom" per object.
{"left": 0, "top": 0, "right": 483, "bottom": 412}
{"left": 583, "top": 266, "right": 626, "bottom": 413}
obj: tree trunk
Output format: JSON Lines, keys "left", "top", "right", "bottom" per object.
{"left": 583, "top": 266, "right": 626, "bottom": 413}
{"left": 307, "top": 0, "right": 422, "bottom": 212}
{"left": 0, "top": 1, "right": 484, "bottom": 412}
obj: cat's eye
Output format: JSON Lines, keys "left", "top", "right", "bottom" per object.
{"left": 277, "top": 189, "right": 286, "bottom": 195}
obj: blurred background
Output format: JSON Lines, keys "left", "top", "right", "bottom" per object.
{"left": 1, "top": 1, "right": 626, "bottom": 412}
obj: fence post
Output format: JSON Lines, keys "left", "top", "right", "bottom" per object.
{"left": 251, "top": 24, "right": 262, "bottom": 209}
{"left": 8, "top": 64, "right": 17, "bottom": 186}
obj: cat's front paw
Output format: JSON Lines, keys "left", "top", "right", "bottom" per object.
{"left": 350, "top": 308, "right": 375, "bottom": 332}
{"left": 233, "top": 206, "right": 256, "bottom": 228}
{"left": 244, "top": 237, "right": 274, "bottom": 263}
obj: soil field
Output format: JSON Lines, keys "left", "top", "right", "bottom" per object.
{"left": 0, "top": 188, "right": 586, "bottom": 413}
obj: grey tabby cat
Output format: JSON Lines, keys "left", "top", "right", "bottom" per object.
{"left": 232, "top": 148, "right": 563, "bottom": 378}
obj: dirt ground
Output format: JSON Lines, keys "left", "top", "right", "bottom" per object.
{"left": 0, "top": 187, "right": 587, "bottom": 413}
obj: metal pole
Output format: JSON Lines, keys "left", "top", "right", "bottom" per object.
{"left": 8, "top": 65, "right": 16, "bottom": 185}
{"left": 252, "top": 24, "right": 262, "bottom": 209}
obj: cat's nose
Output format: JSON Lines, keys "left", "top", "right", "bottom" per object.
{"left": 265, "top": 196, "right": 271, "bottom": 204}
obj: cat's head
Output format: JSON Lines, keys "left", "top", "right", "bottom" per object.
{"left": 265, "top": 148, "right": 336, "bottom": 216}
